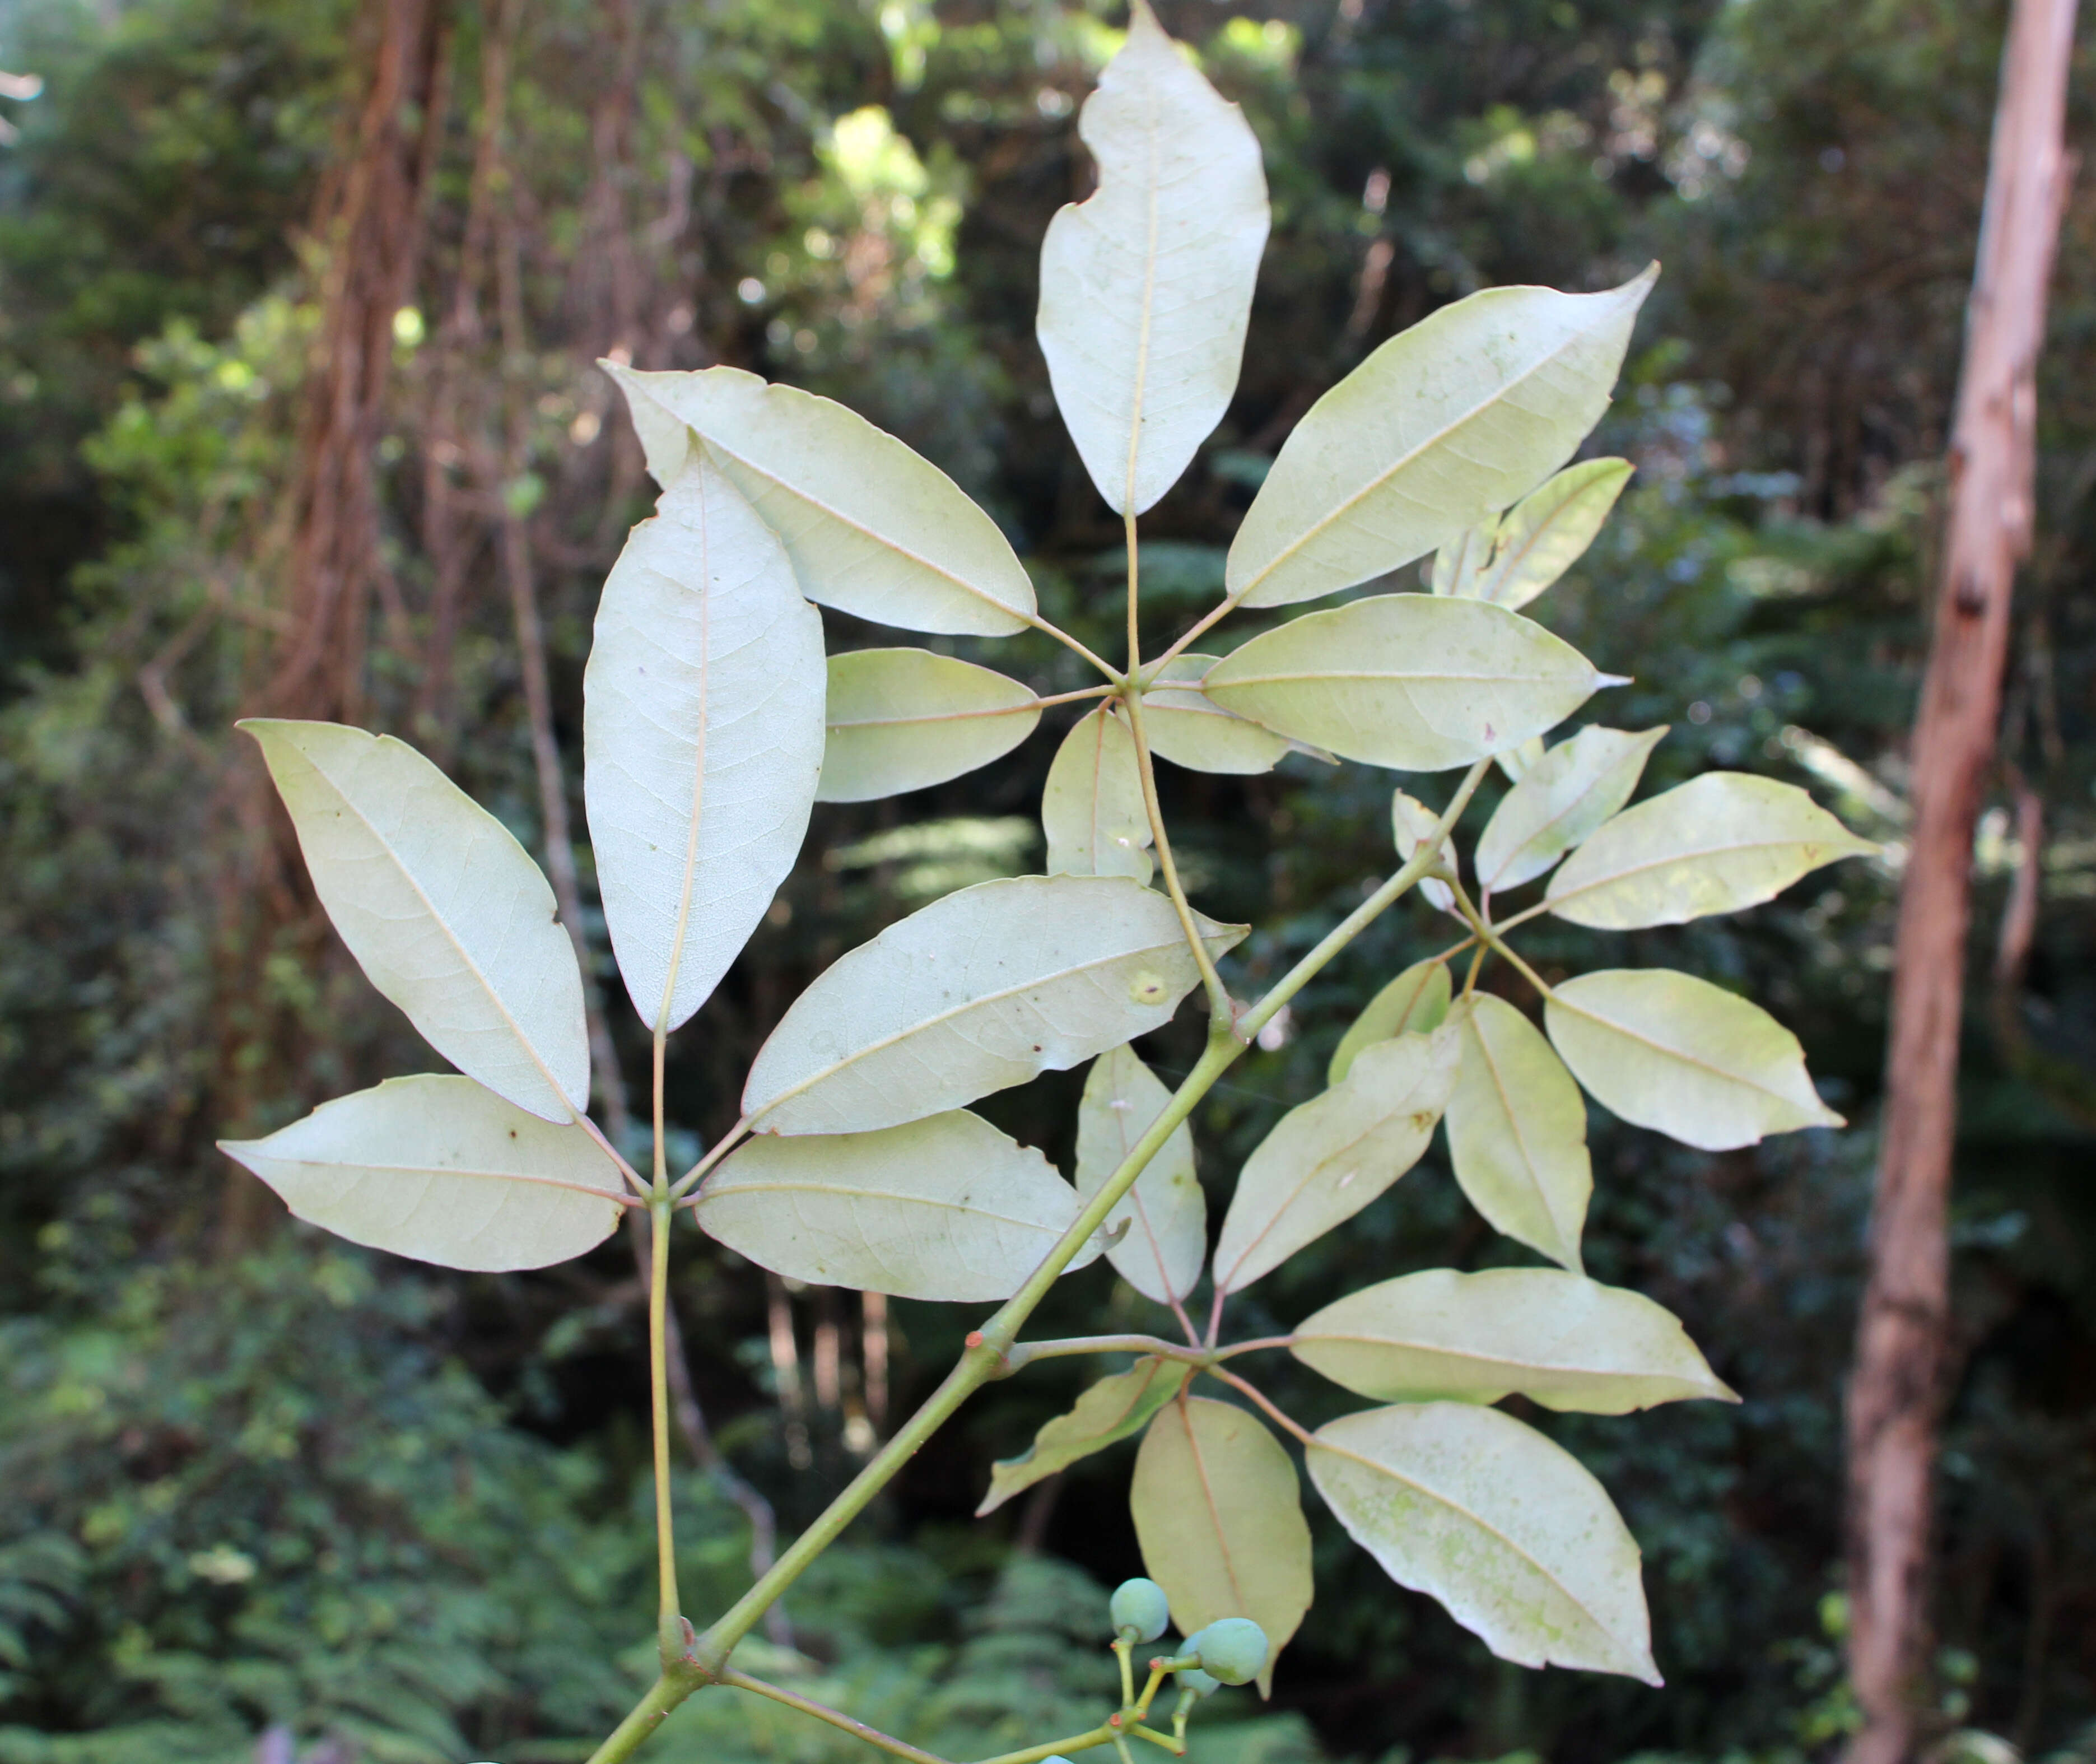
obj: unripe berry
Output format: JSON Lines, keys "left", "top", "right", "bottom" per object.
{"left": 1109, "top": 1576, "right": 1171, "bottom": 1642}
{"left": 1189, "top": 1617, "right": 1269, "bottom": 1686}
{"left": 1175, "top": 1667, "right": 1221, "bottom": 1699}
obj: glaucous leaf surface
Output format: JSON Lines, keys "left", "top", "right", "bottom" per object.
{"left": 1391, "top": 789, "right": 1458, "bottom": 913}
{"left": 1429, "top": 519, "right": 1496, "bottom": 598}
{"left": 241, "top": 719, "right": 588, "bottom": 1122}
{"left": 1291, "top": 1267, "right": 1736, "bottom": 1414}
{"left": 1546, "top": 772, "right": 1876, "bottom": 928}
{"left": 693, "top": 1111, "right": 1101, "bottom": 1301}
{"left": 1043, "top": 706, "right": 1155, "bottom": 883}
{"left": 1226, "top": 270, "right": 1656, "bottom": 608}
{"left": 1212, "top": 1030, "right": 1457, "bottom": 1294}
{"left": 220, "top": 1076, "right": 625, "bottom": 1272}
{"left": 1547, "top": 969, "right": 1844, "bottom": 1151}
{"left": 1463, "top": 458, "right": 1634, "bottom": 611}
{"left": 977, "top": 1355, "right": 1190, "bottom": 1515}
{"left": 1328, "top": 959, "right": 1452, "bottom": 1087}
{"left": 1139, "top": 655, "right": 1297, "bottom": 775}
{"left": 604, "top": 363, "right": 1035, "bottom": 635}
{"left": 584, "top": 457, "right": 825, "bottom": 1034}
{"left": 1203, "top": 595, "right": 1610, "bottom": 772}
{"left": 817, "top": 649, "right": 1039, "bottom": 804}
{"left": 1132, "top": 1397, "right": 1313, "bottom": 1695}
{"left": 1497, "top": 736, "right": 1545, "bottom": 783}
{"left": 1444, "top": 994, "right": 1592, "bottom": 1271}
{"left": 1310, "top": 1403, "right": 1659, "bottom": 1683}
{"left": 1037, "top": 0, "right": 1269, "bottom": 515}
{"left": 1075, "top": 1046, "right": 1205, "bottom": 1306}
{"left": 1475, "top": 725, "right": 1666, "bottom": 895}
{"left": 743, "top": 876, "right": 1246, "bottom": 1134}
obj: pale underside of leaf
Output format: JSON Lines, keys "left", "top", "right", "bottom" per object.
{"left": 742, "top": 875, "right": 1247, "bottom": 1135}
{"left": 240, "top": 719, "right": 588, "bottom": 1123}
{"left": 584, "top": 455, "right": 826, "bottom": 1034}
{"left": 1291, "top": 1266, "right": 1736, "bottom": 1414}
{"left": 1466, "top": 457, "right": 1634, "bottom": 611}
{"left": 817, "top": 648, "right": 1041, "bottom": 803}
{"left": 1545, "top": 967, "right": 1844, "bottom": 1151}
{"left": 220, "top": 1076, "right": 625, "bottom": 1272}
{"left": 1310, "top": 1402, "right": 1660, "bottom": 1683}
{"left": 1328, "top": 959, "right": 1452, "bottom": 1087}
{"left": 1139, "top": 654, "right": 1299, "bottom": 775}
{"left": 1392, "top": 788, "right": 1459, "bottom": 913}
{"left": 1075, "top": 1045, "right": 1205, "bottom": 1306}
{"left": 1429, "top": 519, "right": 1497, "bottom": 598}
{"left": 978, "top": 1355, "right": 1190, "bottom": 1515}
{"left": 1475, "top": 724, "right": 1667, "bottom": 895}
{"left": 1043, "top": 706, "right": 1156, "bottom": 883}
{"left": 693, "top": 1111, "right": 1102, "bottom": 1302}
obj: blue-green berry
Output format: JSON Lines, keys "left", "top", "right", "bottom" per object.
{"left": 1109, "top": 1576, "right": 1171, "bottom": 1643}
{"left": 1189, "top": 1617, "right": 1269, "bottom": 1686}
{"left": 1175, "top": 1667, "right": 1221, "bottom": 1699}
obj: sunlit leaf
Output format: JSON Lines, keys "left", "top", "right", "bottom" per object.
{"left": 743, "top": 876, "right": 1246, "bottom": 1134}
{"left": 220, "top": 1076, "right": 624, "bottom": 1272}
{"left": 1428, "top": 519, "right": 1497, "bottom": 598}
{"left": 584, "top": 456, "right": 825, "bottom": 1034}
{"left": 1227, "top": 270, "right": 1656, "bottom": 608}
{"left": 605, "top": 363, "right": 1036, "bottom": 635}
{"left": 1465, "top": 457, "right": 1634, "bottom": 611}
{"left": 1076, "top": 1046, "right": 1204, "bottom": 1306}
{"left": 1292, "top": 1267, "right": 1736, "bottom": 1414}
{"left": 1133, "top": 1397, "right": 1313, "bottom": 1695}
{"left": 1444, "top": 994, "right": 1591, "bottom": 1271}
{"left": 240, "top": 719, "right": 588, "bottom": 1123}
{"left": 978, "top": 1356, "right": 1190, "bottom": 1515}
{"left": 1328, "top": 960, "right": 1452, "bottom": 1087}
{"left": 1139, "top": 654, "right": 1299, "bottom": 775}
{"left": 1545, "top": 772, "right": 1877, "bottom": 928}
{"left": 1391, "top": 789, "right": 1459, "bottom": 913}
{"left": 1309, "top": 1402, "right": 1660, "bottom": 1683}
{"left": 1203, "top": 595, "right": 1611, "bottom": 771}
{"left": 1545, "top": 968, "right": 1844, "bottom": 1151}
{"left": 1037, "top": 0, "right": 1269, "bottom": 514}
{"left": 1212, "top": 1030, "right": 1457, "bottom": 1294}
{"left": 693, "top": 1111, "right": 1102, "bottom": 1301}
{"left": 1475, "top": 725, "right": 1666, "bottom": 895}
{"left": 1042, "top": 706, "right": 1155, "bottom": 883}
{"left": 818, "top": 648, "right": 1040, "bottom": 804}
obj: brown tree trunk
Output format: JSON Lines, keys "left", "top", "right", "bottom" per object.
{"left": 1843, "top": 3, "right": 2078, "bottom": 1760}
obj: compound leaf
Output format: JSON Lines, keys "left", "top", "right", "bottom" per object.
{"left": 1038, "top": 0, "right": 1269, "bottom": 515}
{"left": 1465, "top": 457, "right": 1634, "bottom": 611}
{"left": 1328, "top": 960, "right": 1452, "bottom": 1087}
{"left": 1546, "top": 772, "right": 1876, "bottom": 928}
{"left": 605, "top": 363, "right": 1036, "bottom": 635}
{"left": 1140, "top": 654, "right": 1298, "bottom": 775}
{"left": 1133, "top": 1396, "right": 1313, "bottom": 1695}
{"left": 1227, "top": 271, "right": 1655, "bottom": 609}
{"left": 585, "top": 456, "right": 826, "bottom": 1034}
{"left": 1545, "top": 968, "right": 1844, "bottom": 1151}
{"left": 1291, "top": 1267, "right": 1736, "bottom": 1414}
{"left": 743, "top": 876, "right": 1246, "bottom": 1134}
{"left": 1475, "top": 725, "right": 1666, "bottom": 895}
{"left": 1043, "top": 706, "right": 1155, "bottom": 883}
{"left": 1309, "top": 1402, "right": 1659, "bottom": 1683}
{"left": 1076, "top": 1045, "right": 1205, "bottom": 1306}
{"left": 220, "top": 1076, "right": 624, "bottom": 1272}
{"left": 818, "top": 649, "right": 1040, "bottom": 804}
{"left": 978, "top": 1355, "right": 1191, "bottom": 1515}
{"left": 240, "top": 719, "right": 588, "bottom": 1123}
{"left": 693, "top": 1111, "right": 1101, "bottom": 1301}
{"left": 1444, "top": 994, "right": 1591, "bottom": 1272}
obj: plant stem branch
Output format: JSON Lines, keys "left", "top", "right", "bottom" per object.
{"left": 671, "top": 1116, "right": 751, "bottom": 1199}
{"left": 1003, "top": 1333, "right": 1210, "bottom": 1370}
{"left": 1026, "top": 610, "right": 1122, "bottom": 682}
{"left": 1205, "top": 1364, "right": 1318, "bottom": 1449}
{"left": 718, "top": 1668, "right": 954, "bottom": 1764}
{"left": 975, "top": 1729, "right": 1119, "bottom": 1764}
{"left": 647, "top": 1196, "right": 680, "bottom": 1627}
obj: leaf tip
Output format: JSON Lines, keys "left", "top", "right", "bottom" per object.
{"left": 1593, "top": 672, "right": 1634, "bottom": 690}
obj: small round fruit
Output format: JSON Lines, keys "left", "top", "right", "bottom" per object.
{"left": 1109, "top": 1576, "right": 1171, "bottom": 1643}
{"left": 1175, "top": 1667, "right": 1221, "bottom": 1699}
{"left": 1189, "top": 1617, "right": 1269, "bottom": 1686}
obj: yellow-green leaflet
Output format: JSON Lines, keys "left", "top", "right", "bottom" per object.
{"left": 583, "top": 455, "right": 826, "bottom": 1035}
{"left": 977, "top": 1356, "right": 1190, "bottom": 1515}
{"left": 1546, "top": 772, "right": 1878, "bottom": 928}
{"left": 817, "top": 649, "right": 1040, "bottom": 804}
{"left": 742, "top": 875, "right": 1246, "bottom": 1135}
{"left": 1462, "top": 457, "right": 1634, "bottom": 611}
{"left": 1443, "top": 995, "right": 1592, "bottom": 1270}
{"left": 240, "top": 719, "right": 588, "bottom": 1123}
{"left": 1497, "top": 735, "right": 1546, "bottom": 784}
{"left": 1075, "top": 1046, "right": 1205, "bottom": 1306}
{"left": 1036, "top": 0, "right": 1269, "bottom": 515}
{"left": 604, "top": 363, "right": 1035, "bottom": 635}
{"left": 1133, "top": 1397, "right": 1313, "bottom": 1696}
{"left": 1429, "top": 518, "right": 1497, "bottom": 597}
{"left": 220, "top": 1076, "right": 625, "bottom": 1272}
{"left": 1475, "top": 725, "right": 1667, "bottom": 895}
{"left": 1546, "top": 968, "right": 1844, "bottom": 1151}
{"left": 1139, "top": 654, "right": 1299, "bottom": 775}
{"left": 1291, "top": 1267, "right": 1736, "bottom": 1413}
{"left": 1328, "top": 960, "right": 1452, "bottom": 1087}
{"left": 1042, "top": 706, "right": 1154, "bottom": 883}
{"left": 1226, "top": 270, "right": 1655, "bottom": 608}
{"left": 1203, "top": 595, "right": 1611, "bottom": 772}
{"left": 1309, "top": 1403, "right": 1659, "bottom": 1683}
{"left": 693, "top": 1111, "right": 1102, "bottom": 1302}
{"left": 1391, "top": 789, "right": 1459, "bottom": 913}
{"left": 1212, "top": 1030, "right": 1457, "bottom": 1295}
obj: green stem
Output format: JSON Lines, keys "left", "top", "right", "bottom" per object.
{"left": 975, "top": 1728, "right": 1119, "bottom": 1764}
{"left": 719, "top": 1668, "right": 955, "bottom": 1764}
{"left": 648, "top": 1195, "right": 679, "bottom": 1628}
{"left": 1000, "top": 1331, "right": 1299, "bottom": 1372}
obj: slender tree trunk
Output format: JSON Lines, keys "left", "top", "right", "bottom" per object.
{"left": 1844, "top": 4, "right": 2078, "bottom": 1760}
